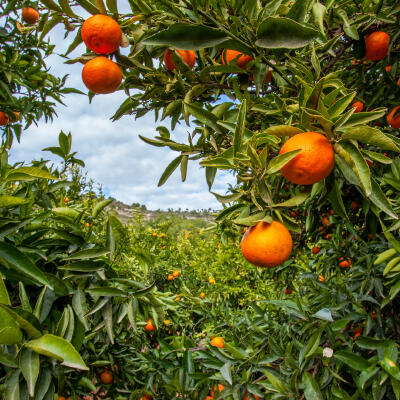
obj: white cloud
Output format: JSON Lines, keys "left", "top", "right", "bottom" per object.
{"left": 9, "top": 25, "right": 235, "bottom": 210}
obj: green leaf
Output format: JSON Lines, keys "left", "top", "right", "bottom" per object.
{"left": 212, "top": 192, "right": 243, "bottom": 204}
{"left": 339, "top": 141, "right": 371, "bottom": 196}
{"left": 66, "top": 247, "right": 109, "bottom": 260}
{"left": 272, "top": 191, "right": 310, "bottom": 207}
{"left": 8, "top": 166, "right": 58, "bottom": 180}
{"left": 224, "top": 342, "right": 249, "bottom": 360}
{"left": 256, "top": 17, "right": 318, "bottom": 49}
{"left": 266, "top": 149, "right": 301, "bottom": 174}
{"left": 72, "top": 289, "right": 89, "bottom": 331}
{"left": 342, "top": 126, "right": 400, "bottom": 152}
{"left": 0, "top": 242, "right": 51, "bottom": 288}
{"left": 220, "top": 362, "right": 232, "bottom": 385}
{"left": 0, "top": 304, "right": 42, "bottom": 338}
{"left": 25, "top": 334, "right": 88, "bottom": 370}
{"left": 185, "top": 103, "right": 222, "bottom": 133}
{"left": 5, "top": 370, "right": 20, "bottom": 400}
{"left": 264, "top": 125, "right": 303, "bottom": 137}
{"left": 339, "top": 109, "right": 386, "bottom": 128}
{"left": 356, "top": 337, "right": 394, "bottom": 349}
{"left": 287, "top": 0, "right": 313, "bottom": 23}
{"left": 313, "top": 308, "right": 334, "bottom": 322}
{"left": 0, "top": 195, "right": 28, "bottom": 207}
{"left": 263, "top": 369, "right": 288, "bottom": 394}
{"left": 380, "top": 358, "right": 400, "bottom": 380}
{"left": 0, "top": 350, "right": 18, "bottom": 368}
{"left": 303, "top": 371, "right": 324, "bottom": 400}
{"left": 158, "top": 155, "right": 183, "bottom": 187}
{"left": 304, "top": 330, "right": 321, "bottom": 358}
{"left": 19, "top": 347, "right": 40, "bottom": 397}
{"left": 35, "top": 368, "right": 52, "bottom": 400}
{"left": 233, "top": 99, "right": 246, "bottom": 156}
{"left": 86, "top": 287, "right": 127, "bottom": 297}
{"left": 334, "top": 351, "right": 370, "bottom": 371}
{"left": 92, "top": 198, "right": 113, "bottom": 218}
{"left": 370, "top": 178, "right": 398, "bottom": 220}
{"left": 143, "top": 23, "right": 228, "bottom": 50}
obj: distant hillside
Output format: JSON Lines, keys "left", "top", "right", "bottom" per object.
{"left": 108, "top": 200, "right": 214, "bottom": 224}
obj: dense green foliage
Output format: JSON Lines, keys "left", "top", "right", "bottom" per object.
{"left": 1, "top": 0, "right": 400, "bottom": 399}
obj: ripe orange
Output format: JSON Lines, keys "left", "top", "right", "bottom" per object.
{"left": 386, "top": 65, "right": 392, "bottom": 72}
{"left": 387, "top": 106, "right": 400, "bottom": 129}
{"left": 318, "top": 275, "right": 325, "bottom": 283}
{"left": 82, "top": 57, "right": 122, "bottom": 94}
{"left": 210, "top": 337, "right": 225, "bottom": 348}
{"left": 279, "top": 132, "right": 334, "bottom": 185}
{"left": 200, "top": 292, "right": 205, "bottom": 299}
{"left": 163, "top": 49, "right": 196, "bottom": 71}
{"left": 365, "top": 31, "right": 390, "bottom": 61}
{"left": 372, "top": 311, "right": 377, "bottom": 319}
{"left": 0, "top": 112, "right": 9, "bottom": 126}
{"left": 351, "top": 201, "right": 360, "bottom": 210}
{"left": 163, "top": 319, "right": 170, "bottom": 325}
{"left": 81, "top": 14, "right": 122, "bottom": 55}
{"left": 351, "top": 101, "right": 363, "bottom": 113}
{"left": 144, "top": 319, "right": 156, "bottom": 332}
{"left": 339, "top": 257, "right": 352, "bottom": 268}
{"left": 244, "top": 391, "right": 261, "bottom": 400}
{"left": 312, "top": 246, "right": 321, "bottom": 255}
{"left": 209, "top": 277, "right": 215, "bottom": 284}
{"left": 241, "top": 221, "right": 292, "bottom": 268}
{"left": 99, "top": 369, "right": 113, "bottom": 384}
{"left": 65, "top": 197, "right": 69, "bottom": 203}
{"left": 22, "top": 7, "right": 39, "bottom": 25}
{"left": 221, "top": 50, "right": 253, "bottom": 69}
{"left": 172, "top": 270, "right": 180, "bottom": 278}
{"left": 210, "top": 384, "right": 225, "bottom": 396}
{"left": 321, "top": 216, "right": 330, "bottom": 227}
{"left": 167, "top": 274, "right": 174, "bottom": 281}
{"left": 284, "top": 288, "right": 292, "bottom": 295}
{"left": 58, "top": 397, "right": 66, "bottom": 400}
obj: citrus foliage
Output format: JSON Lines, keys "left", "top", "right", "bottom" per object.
{"left": 1, "top": 0, "right": 400, "bottom": 399}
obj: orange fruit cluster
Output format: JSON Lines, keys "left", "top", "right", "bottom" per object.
{"left": 0, "top": 111, "right": 20, "bottom": 126}
{"left": 22, "top": 7, "right": 39, "bottom": 25}
{"left": 81, "top": 15, "right": 123, "bottom": 94}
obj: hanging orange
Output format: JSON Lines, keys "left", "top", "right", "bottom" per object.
{"left": 163, "top": 49, "right": 196, "bottom": 71}
{"left": 22, "top": 7, "right": 39, "bottom": 25}
{"left": 279, "top": 132, "right": 334, "bottom": 185}
{"left": 82, "top": 57, "right": 122, "bottom": 94}
{"left": 351, "top": 101, "right": 363, "bottom": 113}
{"left": 0, "top": 112, "right": 9, "bottom": 126}
{"left": 210, "top": 337, "right": 225, "bottom": 348}
{"left": 99, "top": 369, "right": 113, "bottom": 384}
{"left": 365, "top": 31, "right": 390, "bottom": 61}
{"left": 81, "top": 14, "right": 122, "bottom": 55}
{"left": 241, "top": 221, "right": 292, "bottom": 268}
{"left": 387, "top": 106, "right": 400, "bottom": 129}
{"left": 221, "top": 49, "right": 253, "bottom": 69}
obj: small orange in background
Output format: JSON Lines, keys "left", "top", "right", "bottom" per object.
{"left": 324, "top": 233, "right": 332, "bottom": 240}
{"left": 85, "top": 222, "right": 90, "bottom": 227}
{"left": 351, "top": 201, "right": 360, "bottom": 210}
{"left": 172, "top": 270, "right": 180, "bottom": 278}
{"left": 339, "top": 257, "right": 352, "bottom": 268}
{"left": 99, "top": 369, "right": 113, "bottom": 384}
{"left": 210, "top": 337, "right": 225, "bottom": 348}
{"left": 318, "top": 275, "right": 325, "bottom": 283}
{"left": 152, "top": 232, "right": 157, "bottom": 237}
{"left": 279, "top": 132, "right": 335, "bottom": 185}
{"left": 221, "top": 49, "right": 253, "bottom": 69}
{"left": 81, "top": 14, "right": 122, "bottom": 55}
{"left": 82, "top": 57, "right": 122, "bottom": 94}
{"left": 163, "top": 49, "right": 196, "bottom": 71}
{"left": 241, "top": 221, "right": 292, "bottom": 268}
{"left": 387, "top": 106, "right": 400, "bottom": 129}
{"left": 175, "top": 296, "right": 181, "bottom": 301}
{"left": 351, "top": 101, "right": 364, "bottom": 113}
{"left": 0, "top": 112, "right": 9, "bottom": 126}
{"left": 244, "top": 391, "right": 261, "bottom": 400}
{"left": 365, "top": 31, "right": 390, "bottom": 61}
{"left": 328, "top": 209, "right": 335, "bottom": 215}
{"left": 385, "top": 65, "right": 392, "bottom": 72}
{"left": 321, "top": 216, "right": 330, "bottom": 227}
{"left": 22, "top": 7, "right": 39, "bottom": 25}
{"left": 65, "top": 197, "right": 69, "bottom": 203}
{"left": 167, "top": 274, "right": 174, "bottom": 281}
{"left": 284, "top": 288, "right": 292, "bottom": 295}
{"left": 312, "top": 246, "right": 321, "bottom": 255}
{"left": 200, "top": 292, "right": 205, "bottom": 299}
{"left": 163, "top": 319, "right": 170, "bottom": 325}
{"left": 352, "top": 59, "right": 361, "bottom": 65}
{"left": 58, "top": 397, "right": 66, "bottom": 400}
{"left": 372, "top": 311, "right": 377, "bottom": 319}
{"left": 208, "top": 277, "right": 215, "bottom": 284}
{"left": 144, "top": 319, "right": 156, "bottom": 332}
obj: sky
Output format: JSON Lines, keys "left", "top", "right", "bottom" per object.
{"left": 9, "top": 19, "right": 235, "bottom": 211}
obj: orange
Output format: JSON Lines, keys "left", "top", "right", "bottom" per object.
{"left": 312, "top": 246, "right": 321, "bottom": 255}
{"left": 22, "top": 7, "right": 39, "bottom": 25}
{"left": 209, "top": 277, "right": 215, "bottom": 284}
{"left": 99, "top": 369, "right": 113, "bottom": 384}
{"left": 241, "top": 221, "right": 292, "bottom": 268}
{"left": 387, "top": 106, "right": 400, "bottom": 129}
{"left": 284, "top": 288, "right": 292, "bottom": 295}
{"left": 82, "top": 57, "right": 122, "bottom": 94}
{"left": 210, "top": 337, "right": 225, "bottom": 348}
{"left": 152, "top": 232, "right": 157, "bottom": 236}
{"left": 318, "top": 275, "right": 325, "bottom": 283}
{"left": 365, "top": 31, "right": 390, "bottom": 61}
{"left": 81, "top": 15, "right": 122, "bottom": 55}
{"left": 210, "top": 384, "right": 225, "bottom": 396}
{"left": 0, "top": 112, "right": 9, "bottom": 126}
{"left": 385, "top": 65, "right": 392, "bottom": 72}
{"left": 144, "top": 319, "right": 156, "bottom": 332}
{"left": 200, "top": 292, "right": 205, "bottom": 299}
{"left": 372, "top": 311, "right": 377, "bottom": 319}
{"left": 167, "top": 274, "right": 174, "bottom": 281}
{"left": 339, "top": 257, "right": 352, "bottom": 268}
{"left": 58, "top": 397, "right": 66, "bottom": 400}
{"left": 163, "top": 49, "right": 196, "bottom": 71}
{"left": 351, "top": 101, "right": 363, "bottom": 113}
{"left": 163, "top": 319, "right": 170, "bottom": 325}
{"left": 172, "top": 270, "right": 180, "bottom": 278}
{"left": 321, "top": 216, "right": 330, "bottom": 227}
{"left": 64, "top": 197, "right": 69, "bottom": 203}
{"left": 85, "top": 222, "right": 90, "bottom": 227}
{"left": 279, "top": 132, "right": 334, "bottom": 185}
{"left": 244, "top": 391, "right": 261, "bottom": 400}
{"left": 249, "top": 69, "right": 272, "bottom": 83}
{"left": 351, "top": 201, "right": 360, "bottom": 210}
{"left": 221, "top": 50, "right": 253, "bottom": 69}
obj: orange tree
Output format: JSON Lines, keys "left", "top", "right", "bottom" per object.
{"left": 2, "top": 0, "right": 400, "bottom": 398}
